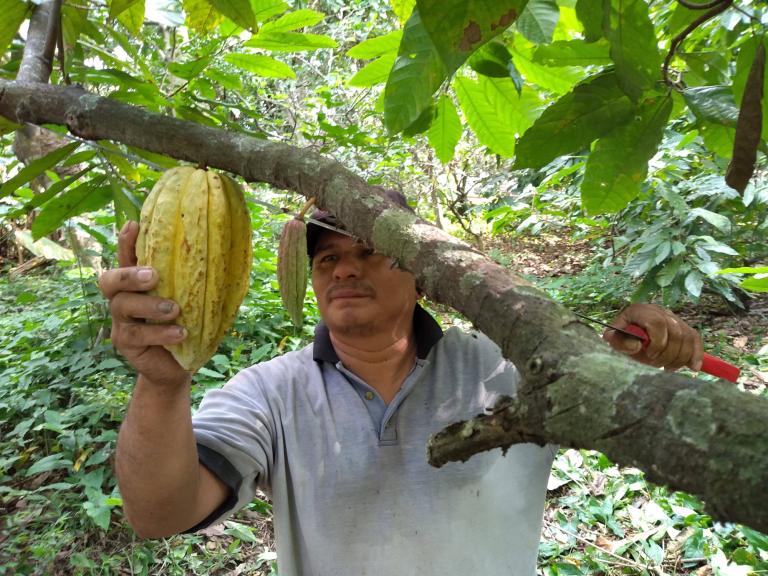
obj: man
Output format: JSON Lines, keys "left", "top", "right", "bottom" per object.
{"left": 99, "top": 211, "right": 703, "bottom": 575}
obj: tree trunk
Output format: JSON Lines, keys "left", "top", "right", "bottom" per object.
{"left": 1, "top": 80, "right": 766, "bottom": 533}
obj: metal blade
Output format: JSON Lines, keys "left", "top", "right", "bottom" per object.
{"left": 572, "top": 312, "right": 645, "bottom": 340}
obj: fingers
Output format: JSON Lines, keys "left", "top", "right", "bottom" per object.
{"left": 607, "top": 304, "right": 703, "bottom": 372}
{"left": 99, "top": 266, "right": 157, "bottom": 299}
{"left": 111, "top": 320, "right": 187, "bottom": 350}
{"left": 602, "top": 329, "right": 643, "bottom": 355}
{"left": 110, "top": 292, "right": 179, "bottom": 322}
{"left": 118, "top": 220, "right": 139, "bottom": 268}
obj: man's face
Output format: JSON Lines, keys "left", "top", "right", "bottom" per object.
{"left": 311, "top": 231, "right": 418, "bottom": 338}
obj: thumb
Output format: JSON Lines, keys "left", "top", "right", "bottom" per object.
{"left": 603, "top": 330, "right": 643, "bottom": 355}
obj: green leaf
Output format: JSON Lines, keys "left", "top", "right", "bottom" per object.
{"left": 483, "top": 77, "right": 544, "bottom": 135}
{"left": 717, "top": 266, "right": 768, "bottom": 275}
{"left": 0, "top": 116, "right": 21, "bottom": 137}
{"left": 656, "top": 258, "right": 682, "bottom": 288}
{"left": 83, "top": 501, "right": 112, "bottom": 531}
{"left": 402, "top": 105, "right": 435, "bottom": 136}
{"left": 168, "top": 56, "right": 212, "bottom": 80}
{"left": 116, "top": 0, "right": 145, "bottom": 35}
{"left": 208, "top": 0, "right": 255, "bottom": 30}
{"left": 603, "top": 0, "right": 661, "bottom": 100}
{"left": 510, "top": 47, "right": 584, "bottom": 94}
{"left": 224, "top": 53, "right": 295, "bottom": 78}
{"left": 688, "top": 208, "right": 731, "bottom": 234}
{"left": 0, "top": 0, "right": 29, "bottom": 56}
{"left": 0, "top": 142, "right": 80, "bottom": 199}
{"left": 182, "top": 0, "right": 223, "bottom": 32}
{"left": 468, "top": 42, "right": 514, "bottom": 78}
{"left": 384, "top": 0, "right": 528, "bottom": 133}
{"left": 245, "top": 31, "right": 337, "bottom": 52}
{"left": 384, "top": 9, "right": 446, "bottom": 134}
{"left": 111, "top": 180, "right": 142, "bottom": 231}
{"left": 516, "top": 0, "right": 559, "bottom": 45}
{"left": 390, "top": 0, "right": 416, "bottom": 23}
{"left": 532, "top": 39, "right": 611, "bottom": 67}
{"left": 668, "top": 4, "right": 700, "bottom": 36}
{"left": 575, "top": 0, "right": 601, "bottom": 42}
{"left": 684, "top": 270, "right": 704, "bottom": 298}
{"left": 740, "top": 276, "right": 768, "bottom": 292}
{"left": 428, "top": 94, "right": 462, "bottom": 163}
{"left": 32, "top": 176, "right": 111, "bottom": 240}
{"left": 416, "top": 0, "right": 528, "bottom": 72}
{"left": 347, "top": 30, "right": 402, "bottom": 59}
{"left": 224, "top": 521, "right": 261, "bottom": 543}
{"left": 261, "top": 8, "right": 324, "bottom": 33}
{"left": 251, "top": 0, "right": 288, "bottom": 22}
{"left": 683, "top": 86, "right": 738, "bottom": 127}
{"left": 26, "top": 454, "right": 72, "bottom": 476}
{"left": 454, "top": 75, "right": 517, "bottom": 157}
{"left": 516, "top": 71, "right": 634, "bottom": 169}
{"left": 109, "top": 0, "right": 140, "bottom": 18}
{"left": 206, "top": 68, "right": 243, "bottom": 91}
{"left": 581, "top": 94, "right": 672, "bottom": 215}
{"left": 699, "top": 121, "right": 735, "bottom": 158}
{"left": 348, "top": 53, "right": 397, "bottom": 87}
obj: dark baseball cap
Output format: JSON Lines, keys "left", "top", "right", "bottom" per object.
{"left": 306, "top": 189, "right": 413, "bottom": 258}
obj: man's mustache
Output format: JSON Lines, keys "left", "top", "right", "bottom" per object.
{"left": 326, "top": 282, "right": 375, "bottom": 300}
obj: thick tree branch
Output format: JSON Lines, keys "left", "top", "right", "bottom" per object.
{"left": 1, "top": 81, "right": 766, "bottom": 533}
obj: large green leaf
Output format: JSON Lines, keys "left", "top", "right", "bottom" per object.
{"left": 182, "top": 0, "right": 222, "bottom": 32}
{"left": 384, "top": 0, "right": 529, "bottom": 133}
{"left": 699, "top": 121, "right": 735, "bottom": 158}
{"left": 581, "top": 94, "right": 672, "bottom": 214}
{"left": 261, "top": 8, "right": 324, "bottom": 33}
{"left": 416, "top": 0, "right": 529, "bottom": 71}
{"left": 603, "top": 0, "right": 661, "bottom": 100}
{"left": 468, "top": 42, "right": 514, "bottom": 78}
{"left": 575, "top": 0, "right": 602, "bottom": 42}
{"left": 682, "top": 86, "right": 738, "bottom": 127}
{"left": 347, "top": 30, "right": 403, "bottom": 59}
{"left": 516, "top": 0, "right": 559, "bottom": 45}
{"left": 0, "top": 0, "right": 29, "bottom": 56}
{"left": 169, "top": 56, "right": 212, "bottom": 80}
{"left": 224, "top": 53, "right": 295, "bottom": 78}
{"left": 0, "top": 116, "right": 20, "bottom": 136}
{"left": 454, "top": 75, "right": 517, "bottom": 157}
{"left": 532, "top": 39, "right": 610, "bottom": 67}
{"left": 251, "top": 0, "right": 288, "bottom": 22}
{"left": 390, "top": 0, "right": 416, "bottom": 23}
{"left": 208, "top": 0, "right": 255, "bottom": 30}
{"left": 482, "top": 76, "right": 544, "bottom": 135}
{"left": 516, "top": 72, "right": 634, "bottom": 169}
{"left": 115, "top": 0, "right": 145, "bottom": 35}
{"left": 428, "top": 94, "right": 462, "bottom": 163}
{"left": 0, "top": 143, "right": 80, "bottom": 199}
{"left": 109, "top": 0, "right": 140, "bottom": 18}
{"left": 32, "top": 176, "right": 111, "bottom": 240}
{"left": 384, "top": 10, "right": 446, "bottom": 134}
{"left": 111, "top": 179, "right": 142, "bottom": 231}
{"left": 511, "top": 47, "right": 584, "bottom": 94}
{"left": 245, "top": 31, "right": 337, "bottom": 52}
{"left": 348, "top": 53, "right": 397, "bottom": 87}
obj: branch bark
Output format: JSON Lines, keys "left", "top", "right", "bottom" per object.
{"left": 1, "top": 80, "right": 766, "bottom": 533}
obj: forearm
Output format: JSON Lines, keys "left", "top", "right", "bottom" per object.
{"left": 116, "top": 373, "right": 203, "bottom": 538}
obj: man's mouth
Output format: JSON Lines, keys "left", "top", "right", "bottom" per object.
{"left": 328, "top": 288, "right": 373, "bottom": 300}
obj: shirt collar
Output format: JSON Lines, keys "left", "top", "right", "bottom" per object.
{"left": 312, "top": 303, "right": 443, "bottom": 364}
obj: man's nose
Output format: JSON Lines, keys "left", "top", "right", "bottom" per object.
{"left": 332, "top": 254, "right": 363, "bottom": 279}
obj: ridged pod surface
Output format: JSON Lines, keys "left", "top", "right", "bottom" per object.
{"left": 277, "top": 218, "right": 309, "bottom": 327}
{"left": 136, "top": 167, "right": 252, "bottom": 371}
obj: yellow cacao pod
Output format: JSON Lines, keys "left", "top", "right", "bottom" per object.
{"left": 277, "top": 218, "right": 308, "bottom": 328}
{"left": 136, "top": 166, "right": 252, "bottom": 371}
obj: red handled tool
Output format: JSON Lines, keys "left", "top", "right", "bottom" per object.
{"left": 573, "top": 312, "right": 741, "bottom": 383}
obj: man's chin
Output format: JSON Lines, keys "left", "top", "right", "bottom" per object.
{"left": 324, "top": 310, "right": 377, "bottom": 337}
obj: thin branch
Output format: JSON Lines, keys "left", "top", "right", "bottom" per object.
{"left": 663, "top": 0, "right": 733, "bottom": 91}
{"left": 677, "top": 0, "right": 729, "bottom": 8}
{"left": 41, "top": 0, "right": 63, "bottom": 73}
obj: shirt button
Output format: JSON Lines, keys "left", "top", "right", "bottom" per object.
{"left": 364, "top": 391, "right": 375, "bottom": 401}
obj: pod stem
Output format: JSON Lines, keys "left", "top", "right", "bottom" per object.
{"left": 297, "top": 197, "right": 316, "bottom": 220}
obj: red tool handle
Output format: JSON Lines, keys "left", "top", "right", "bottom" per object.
{"left": 623, "top": 325, "right": 741, "bottom": 383}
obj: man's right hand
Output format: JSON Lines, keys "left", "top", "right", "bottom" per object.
{"left": 98, "top": 221, "right": 190, "bottom": 387}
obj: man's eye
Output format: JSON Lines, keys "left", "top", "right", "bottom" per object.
{"left": 320, "top": 254, "right": 337, "bottom": 263}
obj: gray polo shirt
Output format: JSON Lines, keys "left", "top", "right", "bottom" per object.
{"left": 192, "top": 307, "right": 555, "bottom": 575}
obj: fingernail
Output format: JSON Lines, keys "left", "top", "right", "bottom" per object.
{"left": 120, "top": 221, "right": 136, "bottom": 235}
{"left": 158, "top": 301, "right": 174, "bottom": 314}
{"left": 137, "top": 267, "right": 153, "bottom": 281}
{"left": 176, "top": 326, "right": 187, "bottom": 338}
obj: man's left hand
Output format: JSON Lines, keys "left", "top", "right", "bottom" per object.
{"left": 603, "top": 303, "right": 704, "bottom": 372}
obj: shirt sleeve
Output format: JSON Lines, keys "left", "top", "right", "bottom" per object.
{"left": 188, "top": 367, "right": 277, "bottom": 530}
